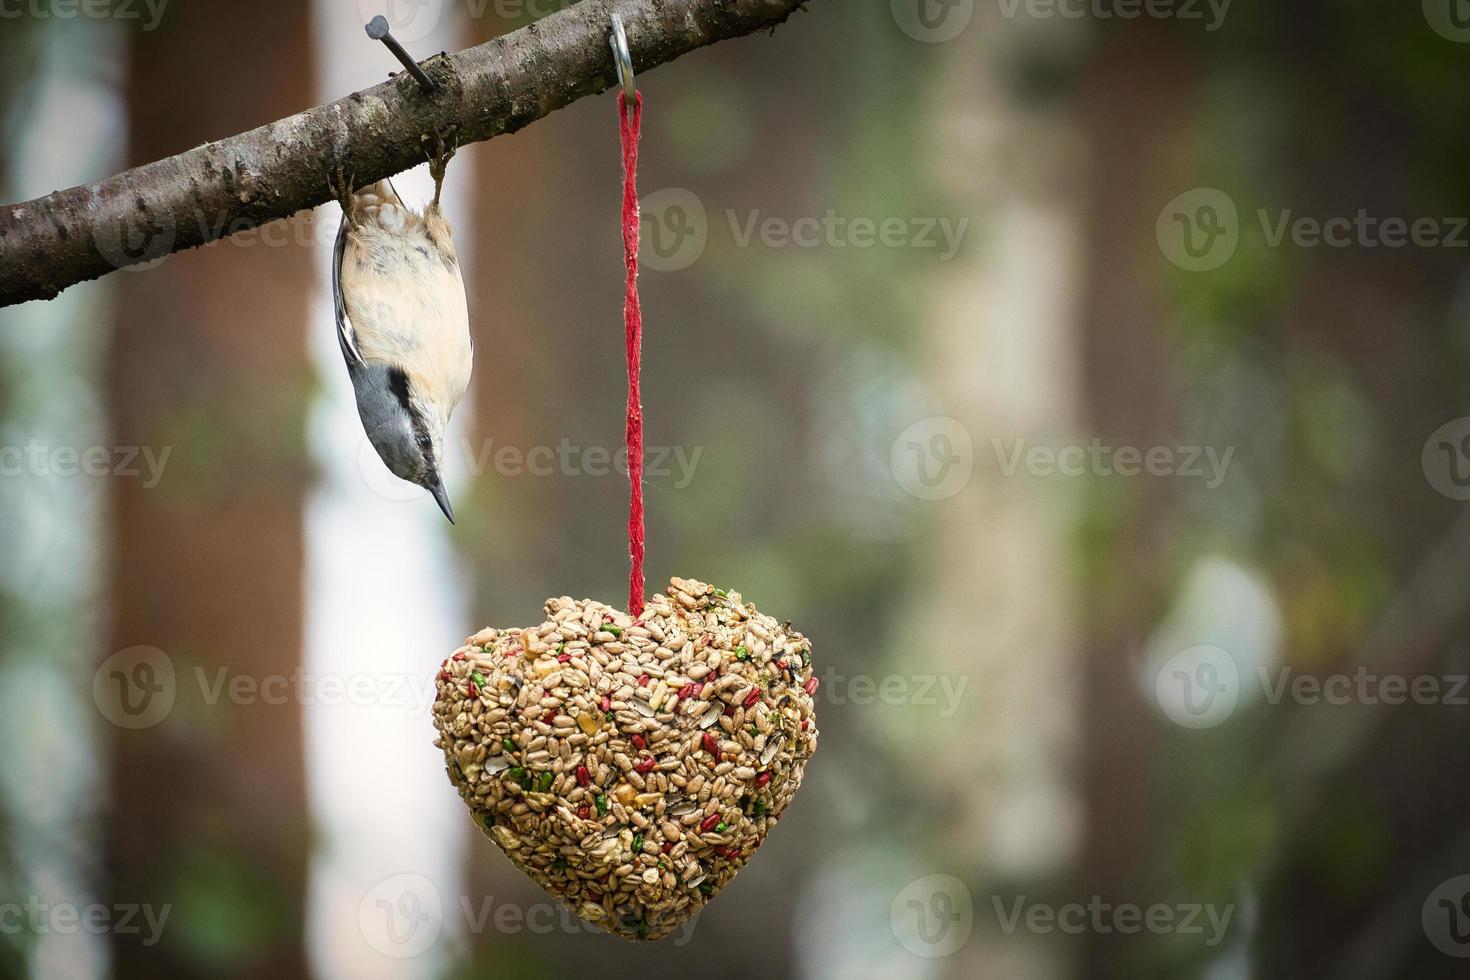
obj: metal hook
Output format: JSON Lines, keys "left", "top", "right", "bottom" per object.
{"left": 367, "top": 15, "right": 438, "bottom": 94}
{"left": 610, "top": 13, "right": 636, "bottom": 100}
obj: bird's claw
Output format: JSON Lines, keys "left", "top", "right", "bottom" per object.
{"left": 428, "top": 128, "right": 458, "bottom": 207}
{"left": 330, "top": 165, "right": 358, "bottom": 225}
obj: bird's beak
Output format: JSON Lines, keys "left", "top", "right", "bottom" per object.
{"left": 428, "top": 477, "right": 455, "bottom": 524}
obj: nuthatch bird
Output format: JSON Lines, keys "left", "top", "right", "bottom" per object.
{"left": 331, "top": 136, "right": 472, "bottom": 523}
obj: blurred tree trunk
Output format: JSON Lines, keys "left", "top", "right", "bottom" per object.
{"left": 103, "top": 2, "right": 315, "bottom": 978}
{"left": 1074, "top": 22, "right": 1193, "bottom": 980}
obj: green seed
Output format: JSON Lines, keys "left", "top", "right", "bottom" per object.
{"left": 596, "top": 794, "right": 608, "bottom": 816}
{"left": 537, "top": 772, "right": 554, "bottom": 792}
{"left": 605, "top": 624, "right": 623, "bottom": 636}
{"left": 716, "top": 821, "right": 727, "bottom": 833}
{"left": 736, "top": 646, "right": 750, "bottom": 661}
{"left": 507, "top": 766, "right": 526, "bottom": 783}
{"left": 502, "top": 737, "right": 515, "bottom": 753}
{"left": 471, "top": 671, "right": 486, "bottom": 686}
{"left": 633, "top": 832, "right": 644, "bottom": 852}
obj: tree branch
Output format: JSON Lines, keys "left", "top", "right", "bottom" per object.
{"left": 0, "top": 0, "right": 811, "bottom": 309}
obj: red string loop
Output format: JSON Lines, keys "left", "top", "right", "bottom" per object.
{"left": 618, "top": 92, "right": 645, "bottom": 615}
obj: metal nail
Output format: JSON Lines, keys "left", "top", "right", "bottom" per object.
{"left": 366, "top": 15, "right": 438, "bottom": 94}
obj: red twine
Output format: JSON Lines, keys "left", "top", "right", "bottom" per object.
{"left": 618, "top": 92, "right": 645, "bottom": 616}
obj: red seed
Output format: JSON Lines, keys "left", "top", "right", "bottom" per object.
{"left": 699, "top": 813, "right": 721, "bottom": 833}
{"left": 452, "top": 651, "right": 467, "bottom": 661}
{"left": 701, "top": 733, "right": 719, "bottom": 757}
{"left": 637, "top": 674, "right": 650, "bottom": 687}
{"left": 600, "top": 694, "right": 612, "bottom": 713}
{"left": 678, "top": 682, "right": 699, "bottom": 700}
{"left": 635, "top": 757, "right": 656, "bottom": 774}
{"left": 662, "top": 841, "right": 675, "bottom": 854}
{"left": 714, "top": 846, "right": 728, "bottom": 858}
{"left": 576, "top": 765, "right": 591, "bottom": 787}
{"left": 724, "top": 703, "right": 736, "bottom": 716}
{"left": 437, "top": 669, "right": 451, "bottom": 683}
{"left": 755, "top": 771, "right": 772, "bottom": 787}
{"left": 630, "top": 734, "right": 647, "bottom": 750}
{"left": 577, "top": 805, "right": 591, "bottom": 820}
{"left": 804, "top": 676, "right": 819, "bottom": 696}
{"left": 726, "top": 849, "right": 741, "bottom": 860}
{"left": 466, "top": 680, "right": 479, "bottom": 698}
{"left": 557, "top": 653, "right": 571, "bottom": 663}
{"left": 774, "top": 659, "right": 786, "bottom": 670}
{"left": 742, "top": 689, "right": 761, "bottom": 709}
{"left": 802, "top": 718, "right": 812, "bottom": 731}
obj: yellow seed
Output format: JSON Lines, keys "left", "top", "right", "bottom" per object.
{"left": 577, "top": 712, "right": 600, "bottom": 736}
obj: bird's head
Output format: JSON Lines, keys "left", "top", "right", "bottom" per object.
{"left": 353, "top": 363, "right": 457, "bottom": 523}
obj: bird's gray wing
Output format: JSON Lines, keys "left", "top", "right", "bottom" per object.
{"left": 332, "top": 212, "right": 366, "bottom": 370}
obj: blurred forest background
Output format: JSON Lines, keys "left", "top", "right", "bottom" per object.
{"left": 4, "top": 0, "right": 1470, "bottom": 978}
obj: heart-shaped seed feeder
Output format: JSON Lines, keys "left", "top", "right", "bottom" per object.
{"left": 432, "top": 578, "right": 820, "bottom": 940}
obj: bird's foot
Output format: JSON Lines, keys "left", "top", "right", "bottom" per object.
{"left": 428, "top": 128, "right": 458, "bottom": 208}
{"left": 330, "top": 164, "right": 358, "bottom": 225}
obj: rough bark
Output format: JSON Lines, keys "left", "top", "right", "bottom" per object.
{"left": 0, "top": 0, "right": 812, "bottom": 308}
